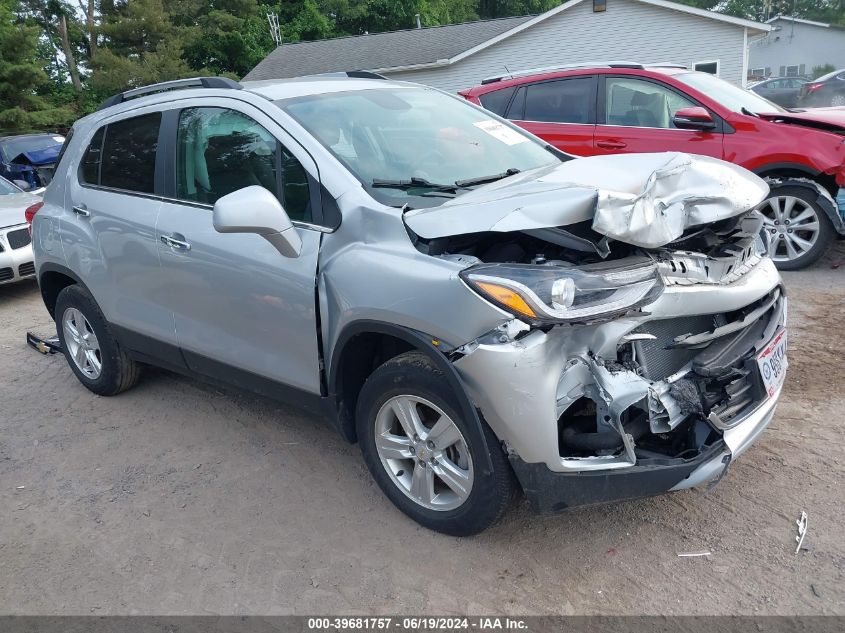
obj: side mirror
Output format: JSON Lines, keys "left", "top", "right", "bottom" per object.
{"left": 13, "top": 179, "right": 31, "bottom": 191}
{"left": 673, "top": 107, "right": 716, "bottom": 131}
{"left": 212, "top": 185, "right": 302, "bottom": 258}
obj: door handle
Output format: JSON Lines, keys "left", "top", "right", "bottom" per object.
{"left": 72, "top": 206, "right": 90, "bottom": 217}
{"left": 596, "top": 140, "right": 627, "bottom": 150}
{"left": 161, "top": 235, "right": 191, "bottom": 251}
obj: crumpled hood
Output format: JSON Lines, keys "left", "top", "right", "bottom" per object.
{"left": 0, "top": 191, "right": 40, "bottom": 229}
{"left": 757, "top": 107, "right": 845, "bottom": 133}
{"left": 404, "top": 152, "right": 769, "bottom": 249}
{"left": 10, "top": 145, "right": 61, "bottom": 166}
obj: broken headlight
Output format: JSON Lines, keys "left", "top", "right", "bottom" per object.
{"left": 460, "top": 259, "right": 663, "bottom": 326}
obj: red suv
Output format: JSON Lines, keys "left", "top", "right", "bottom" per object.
{"left": 461, "top": 63, "right": 845, "bottom": 269}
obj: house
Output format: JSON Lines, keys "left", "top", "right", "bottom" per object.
{"left": 748, "top": 16, "right": 845, "bottom": 79}
{"left": 244, "top": 0, "right": 771, "bottom": 91}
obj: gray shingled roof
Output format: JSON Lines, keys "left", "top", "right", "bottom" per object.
{"left": 243, "top": 15, "right": 534, "bottom": 81}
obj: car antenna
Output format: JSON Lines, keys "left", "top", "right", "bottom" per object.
{"left": 503, "top": 64, "right": 513, "bottom": 80}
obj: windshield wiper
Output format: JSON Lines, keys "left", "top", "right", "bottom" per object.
{"left": 372, "top": 177, "right": 461, "bottom": 193}
{"left": 455, "top": 167, "right": 521, "bottom": 188}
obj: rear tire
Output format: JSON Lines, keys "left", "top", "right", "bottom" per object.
{"left": 55, "top": 285, "right": 140, "bottom": 396}
{"left": 356, "top": 351, "right": 516, "bottom": 536}
{"left": 756, "top": 183, "right": 836, "bottom": 271}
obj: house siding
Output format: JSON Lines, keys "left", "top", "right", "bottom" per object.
{"left": 387, "top": 0, "right": 748, "bottom": 92}
{"left": 748, "top": 19, "right": 845, "bottom": 77}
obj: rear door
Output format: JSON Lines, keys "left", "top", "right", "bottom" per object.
{"left": 505, "top": 76, "right": 597, "bottom": 156}
{"left": 154, "top": 102, "right": 323, "bottom": 394}
{"left": 63, "top": 108, "right": 179, "bottom": 358}
{"left": 594, "top": 75, "right": 724, "bottom": 158}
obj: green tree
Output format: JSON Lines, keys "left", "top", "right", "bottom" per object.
{"left": 0, "top": 0, "right": 74, "bottom": 132}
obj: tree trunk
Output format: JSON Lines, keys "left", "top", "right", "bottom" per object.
{"left": 78, "top": 0, "right": 97, "bottom": 58}
{"left": 58, "top": 14, "right": 83, "bottom": 92}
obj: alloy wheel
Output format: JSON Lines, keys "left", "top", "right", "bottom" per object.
{"left": 757, "top": 195, "right": 821, "bottom": 263}
{"left": 374, "top": 395, "right": 474, "bottom": 511}
{"left": 831, "top": 94, "right": 845, "bottom": 107}
{"left": 62, "top": 307, "right": 102, "bottom": 379}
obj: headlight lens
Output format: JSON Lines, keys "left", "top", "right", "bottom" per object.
{"left": 460, "top": 259, "right": 663, "bottom": 325}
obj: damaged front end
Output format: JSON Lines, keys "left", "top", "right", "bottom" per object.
{"left": 406, "top": 153, "right": 786, "bottom": 512}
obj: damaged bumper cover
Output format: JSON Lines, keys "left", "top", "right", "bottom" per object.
{"left": 453, "top": 257, "right": 785, "bottom": 512}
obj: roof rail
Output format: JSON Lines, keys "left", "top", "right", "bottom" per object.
{"left": 480, "top": 61, "right": 687, "bottom": 84}
{"left": 98, "top": 77, "right": 242, "bottom": 111}
{"left": 309, "top": 70, "right": 388, "bottom": 80}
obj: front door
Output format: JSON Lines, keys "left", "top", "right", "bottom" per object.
{"left": 155, "top": 105, "right": 323, "bottom": 394}
{"left": 594, "top": 76, "right": 724, "bottom": 159}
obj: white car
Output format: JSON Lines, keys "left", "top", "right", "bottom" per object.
{"left": 0, "top": 176, "right": 39, "bottom": 285}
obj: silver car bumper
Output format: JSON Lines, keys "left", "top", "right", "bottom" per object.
{"left": 0, "top": 224, "right": 35, "bottom": 285}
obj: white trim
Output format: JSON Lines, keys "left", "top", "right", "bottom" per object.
{"left": 766, "top": 16, "right": 829, "bottom": 28}
{"left": 742, "top": 27, "right": 749, "bottom": 88}
{"left": 637, "top": 0, "right": 770, "bottom": 33}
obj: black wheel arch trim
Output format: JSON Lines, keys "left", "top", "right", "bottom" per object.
{"left": 328, "top": 320, "right": 496, "bottom": 476}
{"left": 37, "top": 262, "right": 93, "bottom": 317}
{"left": 758, "top": 172, "right": 845, "bottom": 234}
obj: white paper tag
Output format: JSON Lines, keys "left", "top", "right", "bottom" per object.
{"left": 473, "top": 120, "right": 528, "bottom": 146}
{"left": 52, "top": 136, "right": 65, "bottom": 143}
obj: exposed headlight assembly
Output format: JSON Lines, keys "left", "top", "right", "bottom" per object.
{"left": 460, "top": 259, "right": 663, "bottom": 326}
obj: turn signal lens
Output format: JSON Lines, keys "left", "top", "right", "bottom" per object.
{"left": 475, "top": 281, "right": 537, "bottom": 318}
{"left": 24, "top": 202, "right": 44, "bottom": 235}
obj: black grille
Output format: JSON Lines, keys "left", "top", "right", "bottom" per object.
{"left": 18, "top": 261, "right": 35, "bottom": 277}
{"left": 0, "top": 267, "right": 13, "bottom": 281}
{"left": 7, "top": 228, "right": 31, "bottom": 250}
{"left": 633, "top": 315, "right": 717, "bottom": 380}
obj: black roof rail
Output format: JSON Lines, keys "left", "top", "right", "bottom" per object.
{"left": 480, "top": 61, "right": 687, "bottom": 85}
{"left": 98, "top": 77, "right": 242, "bottom": 111}
{"left": 308, "top": 70, "right": 388, "bottom": 80}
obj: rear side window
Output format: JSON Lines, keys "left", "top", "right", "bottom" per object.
{"left": 99, "top": 113, "right": 161, "bottom": 193}
{"left": 478, "top": 87, "right": 516, "bottom": 116}
{"left": 79, "top": 127, "right": 105, "bottom": 185}
{"left": 523, "top": 78, "right": 594, "bottom": 124}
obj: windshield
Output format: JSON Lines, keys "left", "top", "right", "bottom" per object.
{"left": 0, "top": 134, "right": 64, "bottom": 162}
{"left": 815, "top": 69, "right": 844, "bottom": 82}
{"left": 0, "top": 176, "right": 22, "bottom": 196}
{"left": 280, "top": 87, "right": 559, "bottom": 206}
{"left": 674, "top": 72, "right": 785, "bottom": 113}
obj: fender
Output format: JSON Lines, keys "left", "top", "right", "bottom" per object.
{"left": 761, "top": 175, "right": 845, "bottom": 234}
{"left": 328, "top": 320, "right": 496, "bottom": 476}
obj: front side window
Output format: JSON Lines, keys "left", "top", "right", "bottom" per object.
{"left": 99, "top": 113, "right": 161, "bottom": 193}
{"left": 605, "top": 78, "right": 695, "bottom": 129}
{"left": 175, "top": 107, "right": 311, "bottom": 221}
{"left": 280, "top": 87, "right": 558, "bottom": 207}
{"left": 522, "top": 78, "right": 593, "bottom": 124}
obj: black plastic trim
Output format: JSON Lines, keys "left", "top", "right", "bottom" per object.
{"left": 327, "top": 320, "right": 496, "bottom": 477}
{"left": 511, "top": 440, "right": 726, "bottom": 513}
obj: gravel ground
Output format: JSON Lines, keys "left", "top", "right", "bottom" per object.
{"left": 1, "top": 242, "right": 843, "bottom": 616}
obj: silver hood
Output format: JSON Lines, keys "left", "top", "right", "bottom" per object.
{"left": 0, "top": 191, "right": 40, "bottom": 229}
{"left": 404, "top": 152, "right": 769, "bottom": 248}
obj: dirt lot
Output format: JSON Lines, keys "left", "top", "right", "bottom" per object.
{"left": 1, "top": 243, "right": 843, "bottom": 616}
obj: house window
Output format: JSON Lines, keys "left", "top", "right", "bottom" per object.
{"left": 749, "top": 67, "right": 766, "bottom": 79}
{"left": 694, "top": 60, "right": 720, "bottom": 76}
{"left": 781, "top": 64, "right": 805, "bottom": 77}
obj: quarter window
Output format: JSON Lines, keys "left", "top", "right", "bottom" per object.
{"left": 478, "top": 87, "right": 516, "bottom": 116}
{"left": 79, "top": 127, "right": 105, "bottom": 185}
{"left": 520, "top": 78, "right": 593, "bottom": 124}
{"left": 175, "top": 107, "right": 312, "bottom": 222}
{"left": 605, "top": 78, "right": 695, "bottom": 129}
{"left": 99, "top": 113, "right": 161, "bottom": 193}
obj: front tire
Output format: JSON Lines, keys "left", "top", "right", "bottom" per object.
{"left": 356, "top": 351, "right": 516, "bottom": 536}
{"left": 756, "top": 184, "right": 836, "bottom": 270}
{"left": 55, "top": 285, "right": 140, "bottom": 396}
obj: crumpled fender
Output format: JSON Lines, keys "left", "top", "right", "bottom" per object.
{"left": 404, "top": 152, "right": 769, "bottom": 248}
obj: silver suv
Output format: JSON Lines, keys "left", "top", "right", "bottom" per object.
{"left": 32, "top": 75, "right": 787, "bottom": 535}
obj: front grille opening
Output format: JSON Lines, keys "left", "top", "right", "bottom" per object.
{"left": 633, "top": 417, "right": 719, "bottom": 462}
{"left": 0, "top": 267, "right": 13, "bottom": 282}
{"left": 18, "top": 262, "right": 35, "bottom": 277}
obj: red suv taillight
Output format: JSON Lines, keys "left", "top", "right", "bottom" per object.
{"left": 25, "top": 202, "right": 44, "bottom": 234}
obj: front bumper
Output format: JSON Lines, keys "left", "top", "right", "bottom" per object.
{"left": 454, "top": 257, "right": 785, "bottom": 510}
{"left": 0, "top": 224, "right": 35, "bottom": 285}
